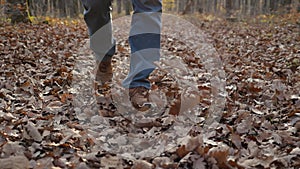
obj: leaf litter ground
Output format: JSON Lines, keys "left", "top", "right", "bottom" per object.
{"left": 0, "top": 15, "right": 300, "bottom": 169}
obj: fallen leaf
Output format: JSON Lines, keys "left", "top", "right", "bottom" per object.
{"left": 24, "top": 121, "right": 43, "bottom": 142}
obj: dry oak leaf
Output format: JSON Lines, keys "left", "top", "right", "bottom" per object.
{"left": 24, "top": 121, "right": 43, "bottom": 142}
{"left": 208, "top": 146, "right": 230, "bottom": 168}
{"left": 193, "top": 158, "right": 206, "bottom": 169}
{"left": 2, "top": 141, "right": 25, "bottom": 156}
{"left": 0, "top": 156, "right": 29, "bottom": 169}
{"left": 238, "top": 156, "right": 275, "bottom": 168}
{"left": 132, "top": 160, "right": 154, "bottom": 169}
{"left": 100, "top": 155, "right": 123, "bottom": 169}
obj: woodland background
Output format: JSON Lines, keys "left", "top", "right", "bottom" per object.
{"left": 1, "top": 0, "right": 300, "bottom": 23}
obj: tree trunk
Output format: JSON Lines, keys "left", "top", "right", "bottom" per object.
{"left": 177, "top": 0, "right": 185, "bottom": 13}
{"left": 123, "top": 0, "right": 131, "bottom": 15}
{"left": 117, "top": 0, "right": 122, "bottom": 14}
{"left": 58, "top": 0, "right": 66, "bottom": 18}
{"left": 226, "top": 0, "right": 233, "bottom": 16}
{"left": 5, "top": 0, "right": 30, "bottom": 24}
{"left": 182, "top": 0, "right": 194, "bottom": 15}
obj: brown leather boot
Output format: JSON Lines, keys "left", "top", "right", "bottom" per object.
{"left": 129, "top": 87, "right": 152, "bottom": 111}
{"left": 95, "top": 59, "right": 113, "bottom": 85}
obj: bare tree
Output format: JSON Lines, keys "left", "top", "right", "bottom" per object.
{"left": 182, "top": 0, "right": 194, "bottom": 14}
{"left": 123, "top": 0, "right": 131, "bottom": 15}
{"left": 117, "top": 0, "right": 122, "bottom": 14}
{"left": 5, "top": 0, "right": 29, "bottom": 24}
{"left": 4, "top": 0, "right": 299, "bottom": 24}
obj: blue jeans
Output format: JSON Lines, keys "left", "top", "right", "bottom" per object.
{"left": 81, "top": 0, "right": 162, "bottom": 89}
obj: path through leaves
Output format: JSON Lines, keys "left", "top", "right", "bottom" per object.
{"left": 0, "top": 14, "right": 299, "bottom": 169}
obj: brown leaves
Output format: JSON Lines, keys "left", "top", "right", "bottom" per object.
{"left": 0, "top": 156, "right": 30, "bottom": 169}
{"left": 1, "top": 14, "right": 299, "bottom": 168}
{"left": 132, "top": 160, "right": 154, "bottom": 169}
{"left": 183, "top": 15, "right": 299, "bottom": 169}
{"left": 230, "top": 133, "right": 242, "bottom": 149}
{"left": 23, "top": 121, "right": 43, "bottom": 142}
{"left": 0, "top": 22, "right": 89, "bottom": 168}
{"left": 208, "top": 146, "right": 230, "bottom": 168}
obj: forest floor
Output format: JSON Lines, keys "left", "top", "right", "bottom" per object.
{"left": 0, "top": 13, "right": 300, "bottom": 169}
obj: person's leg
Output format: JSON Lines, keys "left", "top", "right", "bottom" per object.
{"left": 81, "top": 0, "right": 115, "bottom": 61}
{"left": 81, "top": 0, "right": 115, "bottom": 84}
{"left": 124, "top": 0, "right": 162, "bottom": 111}
{"left": 122, "top": 0, "right": 162, "bottom": 89}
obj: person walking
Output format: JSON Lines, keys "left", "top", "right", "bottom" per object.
{"left": 80, "top": 0, "right": 162, "bottom": 111}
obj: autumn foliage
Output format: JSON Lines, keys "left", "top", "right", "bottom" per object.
{"left": 0, "top": 13, "right": 299, "bottom": 169}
